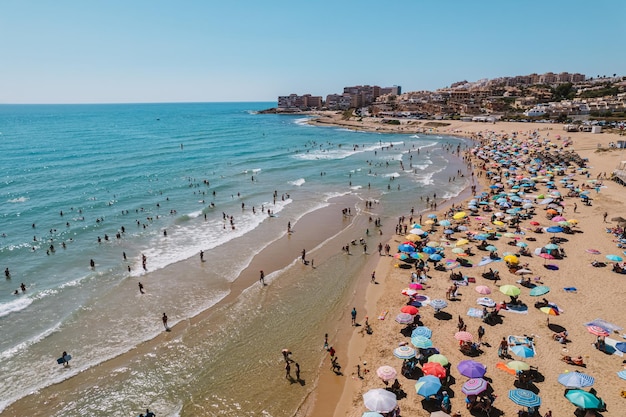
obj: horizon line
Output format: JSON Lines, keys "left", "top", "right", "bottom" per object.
{"left": 0, "top": 100, "right": 277, "bottom": 106}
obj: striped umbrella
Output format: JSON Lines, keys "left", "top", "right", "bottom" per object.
{"left": 393, "top": 345, "right": 417, "bottom": 360}
{"left": 427, "top": 354, "right": 449, "bottom": 366}
{"left": 376, "top": 365, "right": 398, "bottom": 381}
{"left": 507, "top": 361, "right": 530, "bottom": 371}
{"left": 586, "top": 325, "right": 609, "bottom": 337}
{"left": 508, "top": 389, "right": 541, "bottom": 408}
{"left": 411, "top": 326, "right": 432, "bottom": 338}
{"left": 395, "top": 313, "right": 414, "bottom": 324}
{"left": 461, "top": 378, "right": 489, "bottom": 396}
{"left": 429, "top": 299, "right": 448, "bottom": 311}
{"left": 454, "top": 331, "right": 473, "bottom": 342}
{"left": 558, "top": 372, "right": 595, "bottom": 388}
{"left": 475, "top": 285, "right": 491, "bottom": 295}
{"left": 411, "top": 335, "right": 433, "bottom": 349}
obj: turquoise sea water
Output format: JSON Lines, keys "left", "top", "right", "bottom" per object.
{"left": 0, "top": 103, "right": 470, "bottom": 415}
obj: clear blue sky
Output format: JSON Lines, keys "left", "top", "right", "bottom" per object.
{"left": 1, "top": 0, "right": 624, "bottom": 104}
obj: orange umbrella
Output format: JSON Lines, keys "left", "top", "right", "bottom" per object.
{"left": 400, "top": 305, "right": 419, "bottom": 315}
{"left": 422, "top": 362, "right": 446, "bottom": 378}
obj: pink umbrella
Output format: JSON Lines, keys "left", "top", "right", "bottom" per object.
{"left": 587, "top": 325, "right": 609, "bottom": 337}
{"left": 376, "top": 365, "right": 398, "bottom": 381}
{"left": 586, "top": 249, "right": 601, "bottom": 255}
{"left": 552, "top": 216, "right": 567, "bottom": 222}
{"left": 409, "top": 283, "right": 424, "bottom": 290}
{"left": 475, "top": 285, "right": 491, "bottom": 295}
{"left": 454, "top": 331, "right": 474, "bottom": 342}
{"left": 539, "top": 253, "right": 555, "bottom": 260}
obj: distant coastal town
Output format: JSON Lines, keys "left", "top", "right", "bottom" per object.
{"left": 271, "top": 71, "right": 626, "bottom": 126}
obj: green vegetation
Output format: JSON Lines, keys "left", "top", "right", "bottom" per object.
{"left": 552, "top": 83, "right": 576, "bottom": 101}
{"left": 383, "top": 119, "right": 401, "bottom": 125}
{"left": 341, "top": 109, "right": 353, "bottom": 120}
{"left": 579, "top": 86, "right": 619, "bottom": 99}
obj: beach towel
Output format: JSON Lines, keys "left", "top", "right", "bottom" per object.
{"left": 603, "top": 338, "right": 624, "bottom": 357}
{"left": 564, "top": 287, "right": 577, "bottom": 293}
{"left": 585, "top": 319, "right": 623, "bottom": 333}
{"left": 502, "top": 304, "right": 528, "bottom": 314}
{"left": 496, "top": 362, "right": 517, "bottom": 375}
{"left": 467, "top": 308, "right": 484, "bottom": 318}
{"left": 378, "top": 310, "right": 388, "bottom": 320}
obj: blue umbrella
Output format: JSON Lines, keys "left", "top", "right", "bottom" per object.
{"left": 510, "top": 345, "right": 535, "bottom": 358}
{"left": 430, "top": 299, "right": 448, "bottom": 311}
{"left": 606, "top": 254, "right": 623, "bottom": 262}
{"left": 443, "top": 229, "right": 454, "bottom": 235}
{"left": 474, "top": 234, "right": 488, "bottom": 241}
{"left": 429, "top": 253, "right": 443, "bottom": 262}
{"left": 427, "top": 214, "right": 438, "bottom": 219}
{"left": 398, "top": 244, "right": 416, "bottom": 253}
{"left": 546, "top": 226, "right": 563, "bottom": 233}
{"left": 558, "top": 372, "right": 595, "bottom": 388}
{"left": 565, "top": 389, "right": 602, "bottom": 409}
{"left": 422, "top": 246, "right": 437, "bottom": 254}
{"left": 411, "top": 326, "right": 432, "bottom": 338}
{"left": 477, "top": 257, "right": 494, "bottom": 266}
{"left": 415, "top": 375, "right": 442, "bottom": 397}
{"left": 615, "top": 342, "right": 626, "bottom": 353}
{"left": 439, "top": 220, "right": 451, "bottom": 227}
{"left": 411, "top": 335, "right": 433, "bottom": 349}
{"left": 617, "top": 370, "right": 626, "bottom": 380}
{"left": 529, "top": 286, "right": 550, "bottom": 296}
{"left": 486, "top": 245, "right": 498, "bottom": 252}
{"left": 508, "top": 389, "right": 541, "bottom": 408}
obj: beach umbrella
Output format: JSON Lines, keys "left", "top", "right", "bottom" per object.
{"left": 439, "top": 220, "right": 452, "bottom": 227}
{"left": 398, "top": 243, "right": 416, "bottom": 253}
{"left": 586, "top": 249, "right": 601, "bottom": 255}
{"left": 451, "top": 247, "right": 465, "bottom": 254}
{"left": 529, "top": 221, "right": 540, "bottom": 226}
{"left": 516, "top": 241, "right": 528, "bottom": 248}
{"left": 453, "top": 212, "right": 467, "bottom": 220}
{"left": 363, "top": 388, "right": 398, "bottom": 413}
{"left": 394, "top": 253, "right": 410, "bottom": 261}
{"left": 430, "top": 299, "right": 448, "bottom": 311}
{"left": 410, "top": 252, "right": 424, "bottom": 260}
{"left": 413, "top": 294, "right": 430, "bottom": 303}
{"left": 499, "top": 285, "right": 521, "bottom": 297}
{"left": 424, "top": 220, "right": 435, "bottom": 225}
{"left": 422, "top": 362, "right": 446, "bottom": 378}
{"left": 427, "top": 214, "right": 438, "bottom": 219}
{"left": 503, "top": 232, "right": 516, "bottom": 238}
{"left": 515, "top": 268, "right": 533, "bottom": 275}
{"left": 376, "top": 365, "right": 398, "bottom": 381}
{"left": 457, "top": 360, "right": 487, "bottom": 378}
{"left": 462, "top": 378, "right": 489, "bottom": 396}
{"left": 475, "top": 285, "right": 491, "bottom": 295}
{"left": 565, "top": 389, "right": 602, "bottom": 409}
{"left": 477, "top": 297, "right": 496, "bottom": 307}
{"left": 508, "top": 389, "right": 541, "bottom": 408}
{"left": 429, "top": 412, "right": 451, "bottom": 417}
{"left": 426, "top": 241, "right": 440, "bottom": 248}
{"left": 405, "top": 234, "right": 421, "bottom": 242}
{"left": 443, "top": 229, "right": 455, "bottom": 235}
{"left": 539, "top": 253, "right": 555, "bottom": 260}
{"left": 529, "top": 286, "right": 550, "bottom": 296}
{"left": 427, "top": 354, "right": 449, "bottom": 366}
{"left": 552, "top": 216, "right": 567, "bottom": 222}
{"left": 411, "top": 335, "right": 433, "bottom": 349}
{"left": 504, "top": 255, "right": 519, "bottom": 265}
{"left": 422, "top": 247, "right": 437, "bottom": 254}
{"left": 606, "top": 254, "right": 623, "bottom": 262}
{"left": 400, "top": 305, "right": 419, "bottom": 315}
{"left": 485, "top": 245, "right": 498, "bottom": 252}
{"left": 455, "top": 238, "right": 469, "bottom": 246}
{"left": 395, "top": 313, "right": 414, "bottom": 324}
{"left": 473, "top": 234, "right": 487, "bottom": 241}
{"left": 415, "top": 375, "right": 442, "bottom": 397}
{"left": 507, "top": 361, "right": 530, "bottom": 371}
{"left": 617, "top": 370, "right": 626, "bottom": 380}
{"left": 493, "top": 220, "right": 505, "bottom": 227}
{"left": 540, "top": 306, "right": 559, "bottom": 316}
{"left": 409, "top": 282, "right": 424, "bottom": 290}
{"left": 586, "top": 325, "right": 609, "bottom": 337}
{"left": 510, "top": 345, "right": 535, "bottom": 358}
{"left": 411, "top": 326, "right": 432, "bottom": 338}
{"left": 393, "top": 345, "right": 417, "bottom": 360}
{"left": 544, "top": 243, "right": 559, "bottom": 250}
{"left": 558, "top": 372, "right": 595, "bottom": 388}
{"left": 445, "top": 261, "right": 460, "bottom": 270}
{"left": 477, "top": 257, "right": 494, "bottom": 267}
{"left": 429, "top": 254, "right": 443, "bottom": 263}
{"left": 454, "top": 331, "right": 473, "bottom": 342}
{"left": 401, "top": 288, "right": 418, "bottom": 297}
{"left": 546, "top": 226, "right": 563, "bottom": 234}
{"left": 413, "top": 228, "right": 427, "bottom": 236}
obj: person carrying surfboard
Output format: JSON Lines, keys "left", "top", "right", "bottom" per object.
{"left": 60, "top": 351, "right": 70, "bottom": 367}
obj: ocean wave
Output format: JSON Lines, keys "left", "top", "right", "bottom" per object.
{"left": 7, "top": 197, "right": 28, "bottom": 203}
{"left": 350, "top": 185, "right": 363, "bottom": 190}
{"left": 293, "top": 117, "right": 313, "bottom": 126}
{"left": 288, "top": 178, "right": 305, "bottom": 187}
{"left": 0, "top": 297, "right": 33, "bottom": 318}
{"left": 414, "top": 172, "right": 435, "bottom": 186}
{"left": 0, "top": 321, "right": 62, "bottom": 360}
{"left": 384, "top": 172, "right": 401, "bottom": 178}
{"left": 410, "top": 135, "right": 420, "bottom": 139}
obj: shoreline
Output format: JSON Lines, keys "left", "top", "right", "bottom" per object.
{"left": 305, "top": 114, "right": 626, "bottom": 417}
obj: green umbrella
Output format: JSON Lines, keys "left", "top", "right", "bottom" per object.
{"left": 499, "top": 285, "right": 521, "bottom": 297}
{"left": 427, "top": 354, "right": 449, "bottom": 366}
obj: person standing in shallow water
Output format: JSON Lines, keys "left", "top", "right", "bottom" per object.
{"left": 259, "top": 270, "right": 265, "bottom": 285}
{"left": 162, "top": 313, "right": 169, "bottom": 330}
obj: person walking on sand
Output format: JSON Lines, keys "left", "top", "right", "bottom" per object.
{"left": 200, "top": 250, "right": 204, "bottom": 262}
{"left": 301, "top": 249, "right": 306, "bottom": 264}
{"left": 259, "top": 270, "right": 265, "bottom": 285}
{"left": 285, "top": 362, "right": 291, "bottom": 379}
{"left": 371, "top": 271, "right": 376, "bottom": 283}
{"left": 162, "top": 313, "right": 169, "bottom": 331}
{"left": 603, "top": 212, "right": 608, "bottom": 222}
{"left": 478, "top": 325, "right": 485, "bottom": 343}
{"left": 138, "top": 282, "right": 145, "bottom": 294}
{"left": 351, "top": 307, "right": 357, "bottom": 325}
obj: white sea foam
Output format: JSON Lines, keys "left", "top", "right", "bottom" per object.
{"left": 0, "top": 297, "right": 33, "bottom": 318}
{"left": 350, "top": 185, "right": 363, "bottom": 190}
{"left": 7, "top": 197, "right": 28, "bottom": 203}
{"left": 410, "top": 135, "right": 421, "bottom": 139}
{"left": 288, "top": 178, "right": 305, "bottom": 186}
{"left": 293, "top": 117, "right": 312, "bottom": 126}
{"left": 384, "top": 172, "right": 401, "bottom": 178}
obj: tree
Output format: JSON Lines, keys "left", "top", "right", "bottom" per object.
{"left": 552, "top": 83, "right": 575, "bottom": 101}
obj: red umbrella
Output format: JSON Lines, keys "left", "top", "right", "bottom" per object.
{"left": 539, "top": 253, "right": 554, "bottom": 259}
{"left": 422, "top": 362, "right": 446, "bottom": 378}
{"left": 530, "top": 221, "right": 540, "bottom": 226}
{"left": 587, "top": 325, "right": 609, "bottom": 337}
{"left": 400, "top": 305, "right": 419, "bottom": 315}
{"left": 454, "top": 331, "right": 473, "bottom": 342}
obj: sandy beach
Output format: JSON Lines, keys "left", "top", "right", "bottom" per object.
{"left": 305, "top": 113, "right": 626, "bottom": 417}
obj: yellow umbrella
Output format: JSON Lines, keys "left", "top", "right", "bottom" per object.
{"left": 503, "top": 254, "right": 519, "bottom": 265}
{"left": 455, "top": 238, "right": 470, "bottom": 246}
{"left": 405, "top": 234, "right": 421, "bottom": 242}
{"left": 568, "top": 219, "right": 579, "bottom": 224}
{"left": 493, "top": 220, "right": 505, "bottom": 226}
{"left": 424, "top": 220, "right": 435, "bottom": 225}
{"left": 503, "top": 232, "right": 516, "bottom": 238}
{"left": 453, "top": 212, "right": 467, "bottom": 220}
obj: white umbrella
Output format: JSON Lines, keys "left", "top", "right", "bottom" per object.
{"left": 363, "top": 388, "right": 397, "bottom": 413}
